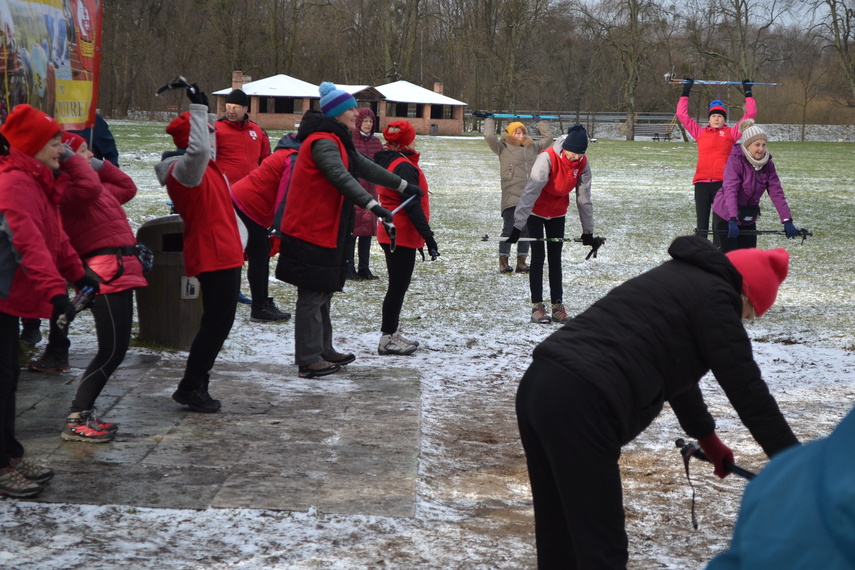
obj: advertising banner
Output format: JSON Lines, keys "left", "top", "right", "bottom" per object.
{"left": 0, "top": 0, "right": 101, "bottom": 129}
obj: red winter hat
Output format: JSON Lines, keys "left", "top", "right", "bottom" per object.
{"left": 383, "top": 120, "right": 416, "bottom": 147}
{"left": 1, "top": 104, "right": 61, "bottom": 156}
{"left": 726, "top": 247, "right": 789, "bottom": 316}
{"left": 61, "top": 132, "right": 86, "bottom": 152}
{"left": 166, "top": 112, "right": 191, "bottom": 150}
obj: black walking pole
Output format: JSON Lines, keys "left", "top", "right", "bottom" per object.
{"left": 695, "top": 228, "right": 813, "bottom": 244}
{"left": 676, "top": 438, "right": 757, "bottom": 481}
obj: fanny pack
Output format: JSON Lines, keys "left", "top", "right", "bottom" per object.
{"left": 737, "top": 205, "right": 760, "bottom": 224}
{"left": 82, "top": 243, "right": 154, "bottom": 283}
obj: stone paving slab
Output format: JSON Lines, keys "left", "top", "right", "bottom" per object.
{"left": 15, "top": 351, "right": 420, "bottom": 518}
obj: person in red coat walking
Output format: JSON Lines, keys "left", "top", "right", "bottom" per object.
{"left": 373, "top": 121, "right": 440, "bottom": 355}
{"left": 0, "top": 104, "right": 99, "bottom": 498}
{"left": 347, "top": 107, "right": 383, "bottom": 280}
{"left": 154, "top": 85, "right": 245, "bottom": 413}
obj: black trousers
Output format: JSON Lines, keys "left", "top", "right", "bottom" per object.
{"left": 70, "top": 289, "right": 135, "bottom": 413}
{"left": 346, "top": 235, "right": 373, "bottom": 273}
{"left": 178, "top": 267, "right": 240, "bottom": 392}
{"left": 516, "top": 358, "right": 628, "bottom": 569}
{"left": 713, "top": 212, "right": 757, "bottom": 253}
{"left": 694, "top": 182, "right": 722, "bottom": 247}
{"left": 0, "top": 312, "right": 25, "bottom": 467}
{"left": 526, "top": 216, "right": 566, "bottom": 305}
{"left": 380, "top": 243, "right": 416, "bottom": 335}
{"left": 235, "top": 207, "right": 271, "bottom": 309}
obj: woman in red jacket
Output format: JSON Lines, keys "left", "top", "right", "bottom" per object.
{"left": 50, "top": 132, "right": 147, "bottom": 442}
{"left": 373, "top": 121, "right": 439, "bottom": 355}
{"left": 676, "top": 78, "right": 756, "bottom": 241}
{"left": 0, "top": 104, "right": 97, "bottom": 498}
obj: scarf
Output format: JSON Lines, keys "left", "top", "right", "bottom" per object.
{"left": 741, "top": 145, "right": 770, "bottom": 170}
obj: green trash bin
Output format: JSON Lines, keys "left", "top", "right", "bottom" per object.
{"left": 135, "top": 215, "right": 203, "bottom": 350}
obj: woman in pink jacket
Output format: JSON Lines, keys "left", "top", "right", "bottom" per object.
{"left": 676, "top": 78, "right": 756, "bottom": 241}
{"left": 50, "top": 132, "right": 147, "bottom": 443}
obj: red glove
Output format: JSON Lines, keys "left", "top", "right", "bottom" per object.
{"left": 698, "top": 433, "right": 734, "bottom": 479}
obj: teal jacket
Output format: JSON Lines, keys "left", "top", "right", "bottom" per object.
{"left": 707, "top": 406, "right": 855, "bottom": 569}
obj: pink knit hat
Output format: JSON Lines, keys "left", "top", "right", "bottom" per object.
{"left": 726, "top": 248, "right": 789, "bottom": 316}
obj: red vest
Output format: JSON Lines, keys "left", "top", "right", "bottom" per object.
{"left": 281, "top": 132, "right": 349, "bottom": 248}
{"left": 377, "top": 155, "right": 430, "bottom": 249}
{"left": 532, "top": 148, "right": 587, "bottom": 218}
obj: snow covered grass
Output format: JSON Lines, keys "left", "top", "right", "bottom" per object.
{"left": 3, "top": 122, "right": 854, "bottom": 569}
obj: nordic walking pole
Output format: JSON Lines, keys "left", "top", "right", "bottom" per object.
{"left": 481, "top": 234, "right": 606, "bottom": 260}
{"left": 675, "top": 438, "right": 757, "bottom": 481}
{"left": 695, "top": 228, "right": 813, "bottom": 244}
{"left": 663, "top": 73, "right": 778, "bottom": 86}
{"left": 391, "top": 193, "right": 417, "bottom": 216}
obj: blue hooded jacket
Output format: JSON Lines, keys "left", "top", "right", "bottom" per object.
{"left": 707, "top": 406, "right": 855, "bottom": 569}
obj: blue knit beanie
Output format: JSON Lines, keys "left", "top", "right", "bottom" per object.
{"left": 709, "top": 99, "right": 727, "bottom": 119}
{"left": 319, "top": 82, "right": 357, "bottom": 118}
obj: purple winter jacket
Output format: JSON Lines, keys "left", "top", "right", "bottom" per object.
{"left": 712, "top": 144, "right": 792, "bottom": 226}
{"left": 352, "top": 108, "right": 382, "bottom": 237}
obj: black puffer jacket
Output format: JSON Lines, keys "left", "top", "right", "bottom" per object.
{"left": 535, "top": 235, "right": 798, "bottom": 455}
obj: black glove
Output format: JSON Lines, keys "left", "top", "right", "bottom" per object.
{"left": 506, "top": 227, "right": 521, "bottom": 244}
{"left": 51, "top": 294, "right": 76, "bottom": 329}
{"left": 585, "top": 236, "right": 605, "bottom": 260}
{"left": 682, "top": 77, "right": 694, "bottom": 97}
{"left": 74, "top": 274, "right": 101, "bottom": 295}
{"left": 186, "top": 83, "right": 209, "bottom": 107}
{"left": 403, "top": 183, "right": 423, "bottom": 199}
{"left": 424, "top": 236, "right": 440, "bottom": 260}
{"left": 581, "top": 233, "right": 594, "bottom": 246}
{"left": 742, "top": 79, "right": 753, "bottom": 98}
{"left": 472, "top": 111, "right": 493, "bottom": 118}
{"left": 370, "top": 203, "right": 393, "bottom": 223}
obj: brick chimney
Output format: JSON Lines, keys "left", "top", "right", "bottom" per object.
{"left": 232, "top": 71, "right": 245, "bottom": 90}
{"left": 434, "top": 82, "right": 444, "bottom": 95}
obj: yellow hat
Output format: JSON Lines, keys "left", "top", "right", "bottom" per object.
{"left": 505, "top": 122, "right": 526, "bottom": 135}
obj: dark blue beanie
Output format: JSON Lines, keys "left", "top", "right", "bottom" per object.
{"left": 562, "top": 124, "right": 589, "bottom": 154}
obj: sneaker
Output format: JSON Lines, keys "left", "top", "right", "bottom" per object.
{"left": 378, "top": 332, "right": 419, "bottom": 355}
{"left": 61, "top": 412, "right": 115, "bottom": 443}
{"left": 394, "top": 330, "right": 419, "bottom": 347}
{"left": 80, "top": 409, "right": 118, "bottom": 433}
{"left": 29, "top": 352, "right": 70, "bottom": 372}
{"left": 298, "top": 360, "right": 341, "bottom": 378}
{"left": 237, "top": 291, "right": 252, "bottom": 305}
{"left": 357, "top": 268, "right": 379, "bottom": 280}
{"left": 19, "top": 323, "right": 42, "bottom": 348}
{"left": 250, "top": 298, "right": 291, "bottom": 322}
{"left": 9, "top": 457, "right": 54, "bottom": 484}
{"left": 0, "top": 465, "right": 44, "bottom": 498}
{"left": 324, "top": 351, "right": 356, "bottom": 366}
{"left": 551, "top": 303, "right": 572, "bottom": 324}
{"left": 172, "top": 388, "right": 222, "bottom": 413}
{"left": 531, "top": 303, "right": 551, "bottom": 324}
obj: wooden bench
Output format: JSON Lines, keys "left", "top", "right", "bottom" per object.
{"left": 632, "top": 122, "right": 676, "bottom": 141}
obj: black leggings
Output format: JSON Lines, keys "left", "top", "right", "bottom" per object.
{"left": 178, "top": 267, "right": 240, "bottom": 392}
{"left": 526, "top": 216, "right": 566, "bottom": 305}
{"left": 235, "top": 207, "right": 271, "bottom": 308}
{"left": 0, "top": 312, "right": 24, "bottom": 467}
{"left": 380, "top": 243, "right": 416, "bottom": 335}
{"left": 713, "top": 212, "right": 757, "bottom": 253}
{"left": 694, "top": 181, "right": 722, "bottom": 234}
{"left": 516, "top": 358, "right": 628, "bottom": 568}
{"left": 70, "top": 289, "right": 135, "bottom": 413}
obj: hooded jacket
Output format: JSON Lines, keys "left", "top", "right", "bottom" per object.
{"left": 61, "top": 157, "right": 147, "bottom": 294}
{"left": 513, "top": 137, "right": 593, "bottom": 233}
{"left": 0, "top": 149, "right": 85, "bottom": 318}
{"left": 351, "top": 108, "right": 382, "bottom": 237}
{"left": 483, "top": 117, "right": 553, "bottom": 211}
{"left": 706, "top": 405, "right": 855, "bottom": 569}
{"left": 712, "top": 144, "right": 792, "bottom": 226}
{"left": 154, "top": 104, "right": 244, "bottom": 277}
{"left": 534, "top": 236, "right": 798, "bottom": 454}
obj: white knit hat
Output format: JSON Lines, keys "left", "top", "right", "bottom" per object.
{"left": 738, "top": 119, "right": 767, "bottom": 147}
